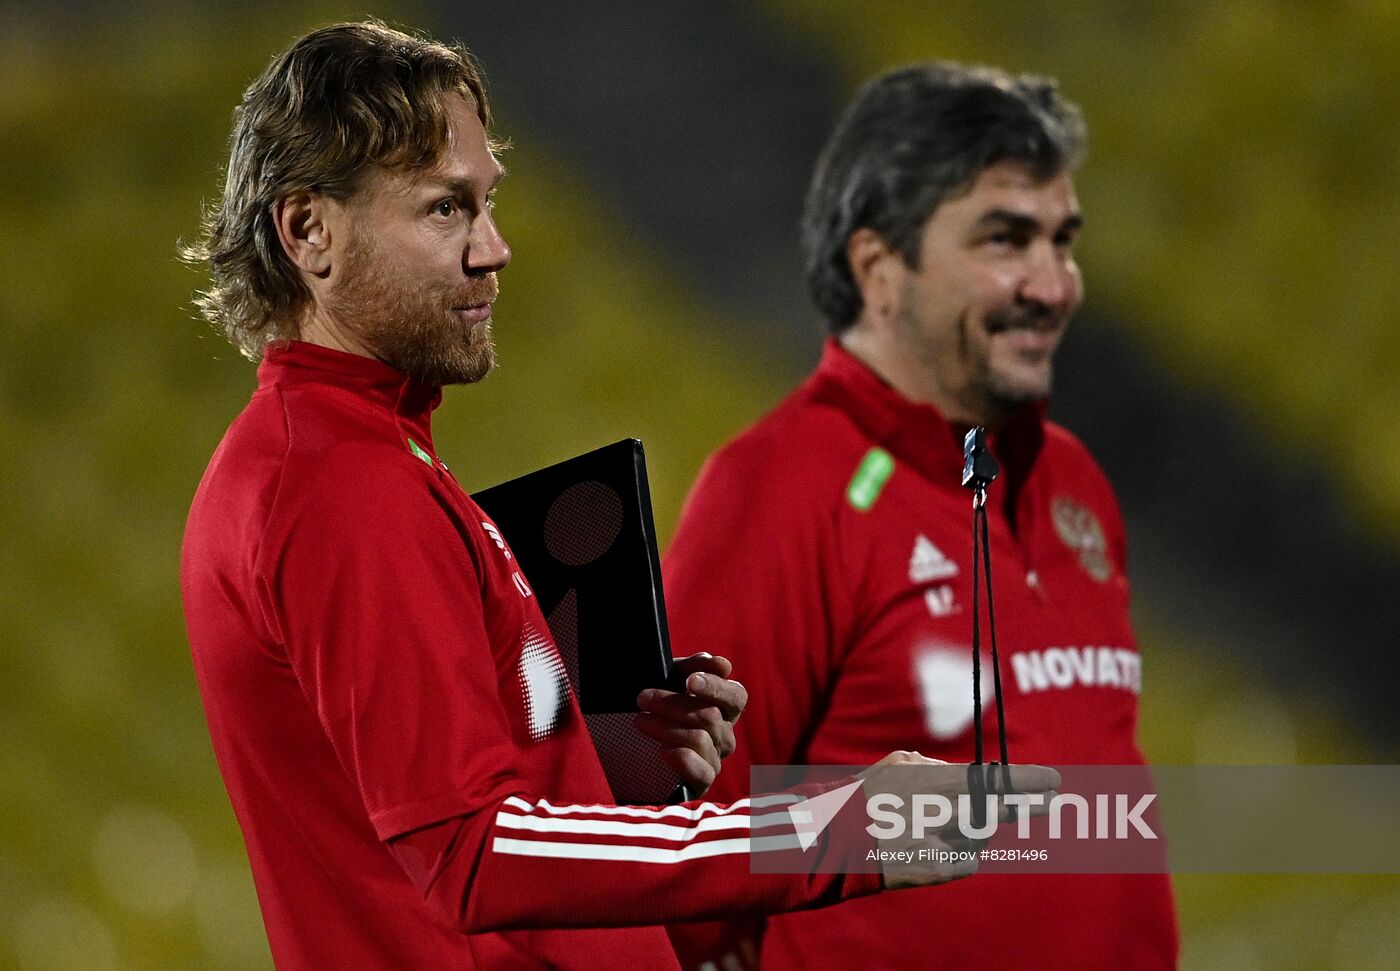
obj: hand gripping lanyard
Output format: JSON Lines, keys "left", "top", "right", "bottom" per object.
{"left": 961, "top": 427, "right": 1014, "bottom": 827}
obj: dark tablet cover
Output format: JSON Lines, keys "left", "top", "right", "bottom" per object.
{"left": 473, "top": 439, "right": 681, "bottom": 802}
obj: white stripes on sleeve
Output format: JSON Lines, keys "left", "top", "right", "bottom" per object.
{"left": 491, "top": 794, "right": 804, "bottom": 863}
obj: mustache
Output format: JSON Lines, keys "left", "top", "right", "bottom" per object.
{"left": 984, "top": 303, "right": 1062, "bottom": 334}
{"left": 452, "top": 274, "right": 499, "bottom": 308}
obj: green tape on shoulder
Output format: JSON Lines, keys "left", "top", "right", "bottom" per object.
{"left": 406, "top": 437, "right": 434, "bottom": 467}
{"left": 846, "top": 447, "right": 894, "bottom": 511}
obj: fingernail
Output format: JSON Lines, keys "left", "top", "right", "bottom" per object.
{"left": 688, "top": 673, "right": 708, "bottom": 691}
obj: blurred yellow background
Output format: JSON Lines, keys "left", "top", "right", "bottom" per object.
{"left": 1, "top": 2, "right": 1397, "bottom": 968}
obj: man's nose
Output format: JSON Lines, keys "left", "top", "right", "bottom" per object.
{"left": 1019, "top": 248, "right": 1077, "bottom": 310}
{"left": 466, "top": 214, "right": 511, "bottom": 273}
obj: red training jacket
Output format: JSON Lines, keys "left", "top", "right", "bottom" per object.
{"left": 664, "top": 340, "right": 1178, "bottom": 970}
{"left": 181, "top": 341, "right": 880, "bottom": 970}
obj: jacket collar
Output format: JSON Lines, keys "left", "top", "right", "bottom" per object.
{"left": 806, "top": 338, "right": 1045, "bottom": 493}
{"left": 257, "top": 340, "right": 443, "bottom": 450}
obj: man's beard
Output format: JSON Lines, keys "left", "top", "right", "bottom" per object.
{"left": 895, "top": 291, "right": 1059, "bottom": 420}
{"left": 325, "top": 231, "right": 498, "bottom": 386}
{"left": 984, "top": 355, "right": 1054, "bottom": 408}
{"left": 979, "top": 303, "right": 1060, "bottom": 406}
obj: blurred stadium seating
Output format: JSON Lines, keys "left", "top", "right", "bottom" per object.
{"left": 1, "top": 2, "right": 1396, "bottom": 967}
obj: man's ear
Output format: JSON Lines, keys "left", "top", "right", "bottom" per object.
{"left": 274, "top": 191, "right": 334, "bottom": 277}
{"left": 847, "top": 227, "right": 901, "bottom": 324}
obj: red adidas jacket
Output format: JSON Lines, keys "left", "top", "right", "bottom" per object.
{"left": 664, "top": 340, "right": 1178, "bottom": 969}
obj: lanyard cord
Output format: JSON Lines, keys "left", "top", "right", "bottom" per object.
{"left": 969, "top": 486, "right": 986, "bottom": 766}
{"left": 969, "top": 485, "right": 1011, "bottom": 767}
{"left": 980, "top": 494, "right": 1011, "bottom": 768}
{"left": 962, "top": 427, "right": 1013, "bottom": 813}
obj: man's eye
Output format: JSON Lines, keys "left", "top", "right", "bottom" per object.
{"left": 985, "top": 230, "right": 1031, "bottom": 249}
{"left": 431, "top": 199, "right": 457, "bottom": 217}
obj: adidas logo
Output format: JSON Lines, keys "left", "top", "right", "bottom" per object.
{"left": 909, "top": 535, "right": 958, "bottom": 583}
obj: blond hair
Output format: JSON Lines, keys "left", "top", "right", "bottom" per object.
{"left": 182, "top": 21, "right": 494, "bottom": 359}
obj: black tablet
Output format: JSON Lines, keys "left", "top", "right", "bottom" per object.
{"left": 473, "top": 439, "right": 680, "bottom": 802}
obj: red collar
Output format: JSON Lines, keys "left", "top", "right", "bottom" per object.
{"left": 806, "top": 338, "right": 1045, "bottom": 491}
{"left": 258, "top": 340, "right": 443, "bottom": 448}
